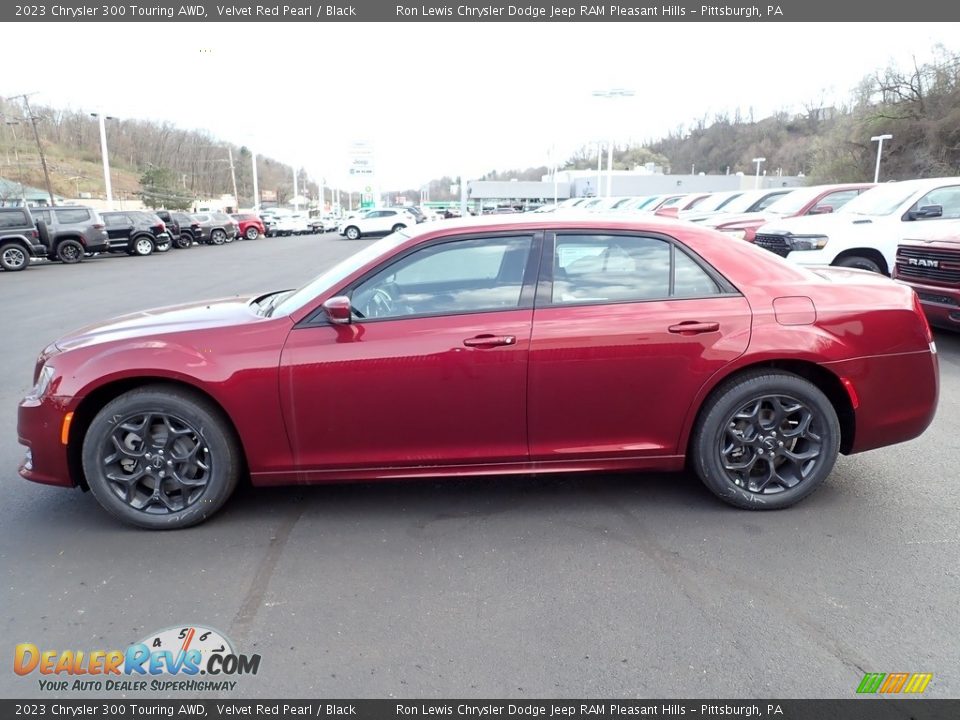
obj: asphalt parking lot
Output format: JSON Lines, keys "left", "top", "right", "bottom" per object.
{"left": 2, "top": 234, "right": 958, "bottom": 699}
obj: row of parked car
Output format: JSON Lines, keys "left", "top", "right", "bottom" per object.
{"left": 0, "top": 206, "right": 328, "bottom": 272}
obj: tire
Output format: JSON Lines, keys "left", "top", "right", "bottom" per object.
{"left": 223, "top": 232, "right": 235, "bottom": 244}
{"left": 132, "top": 236, "right": 155, "bottom": 257}
{"left": 391, "top": 223, "right": 406, "bottom": 234}
{"left": 245, "top": 226, "right": 260, "bottom": 240}
{"left": 690, "top": 370, "right": 839, "bottom": 510}
{"left": 834, "top": 255, "right": 882, "bottom": 274}
{"left": 0, "top": 242, "right": 29, "bottom": 271}
{"left": 81, "top": 386, "right": 242, "bottom": 530}
{"left": 211, "top": 229, "right": 227, "bottom": 245}
{"left": 345, "top": 226, "right": 361, "bottom": 240}
{"left": 174, "top": 234, "right": 192, "bottom": 250}
{"left": 54, "top": 239, "right": 84, "bottom": 264}
{"left": 156, "top": 240, "right": 171, "bottom": 253}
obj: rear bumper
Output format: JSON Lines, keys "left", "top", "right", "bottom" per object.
{"left": 825, "top": 349, "right": 939, "bottom": 454}
{"left": 17, "top": 394, "right": 74, "bottom": 488}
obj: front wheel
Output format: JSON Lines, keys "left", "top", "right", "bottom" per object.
{"left": 81, "top": 386, "right": 241, "bottom": 529}
{"left": 1, "top": 243, "right": 29, "bottom": 271}
{"left": 691, "top": 371, "right": 839, "bottom": 510}
{"left": 834, "top": 255, "right": 883, "bottom": 274}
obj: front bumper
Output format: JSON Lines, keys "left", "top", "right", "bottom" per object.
{"left": 17, "top": 394, "right": 74, "bottom": 488}
{"left": 898, "top": 279, "right": 960, "bottom": 330}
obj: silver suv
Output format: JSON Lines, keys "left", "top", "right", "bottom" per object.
{"left": 32, "top": 206, "right": 109, "bottom": 263}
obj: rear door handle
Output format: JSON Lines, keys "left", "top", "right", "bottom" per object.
{"left": 463, "top": 334, "right": 517, "bottom": 348}
{"left": 668, "top": 321, "right": 720, "bottom": 335}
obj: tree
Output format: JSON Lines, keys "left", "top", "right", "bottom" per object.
{"left": 139, "top": 166, "right": 193, "bottom": 210}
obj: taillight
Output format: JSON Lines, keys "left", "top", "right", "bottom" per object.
{"left": 157, "top": 221, "right": 166, "bottom": 231}
{"left": 191, "top": 223, "right": 201, "bottom": 230}
{"left": 31, "top": 229, "right": 38, "bottom": 239}
{"left": 913, "top": 292, "right": 933, "bottom": 344}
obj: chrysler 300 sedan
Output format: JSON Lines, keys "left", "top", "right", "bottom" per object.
{"left": 18, "top": 216, "right": 939, "bottom": 529}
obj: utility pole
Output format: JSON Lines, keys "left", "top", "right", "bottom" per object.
{"left": 227, "top": 146, "right": 239, "bottom": 212}
{"left": 3, "top": 119, "right": 26, "bottom": 202}
{"left": 293, "top": 167, "right": 299, "bottom": 211}
{"left": 250, "top": 151, "right": 259, "bottom": 209}
{"left": 15, "top": 94, "right": 56, "bottom": 206}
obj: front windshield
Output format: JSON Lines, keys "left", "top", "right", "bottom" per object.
{"left": 838, "top": 183, "right": 917, "bottom": 216}
{"left": 713, "top": 191, "right": 769, "bottom": 214}
{"left": 271, "top": 232, "right": 410, "bottom": 316}
{"left": 694, "top": 192, "right": 743, "bottom": 212}
{"left": 761, "top": 188, "right": 820, "bottom": 215}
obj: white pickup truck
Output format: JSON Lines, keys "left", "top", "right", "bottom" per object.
{"left": 753, "top": 177, "right": 960, "bottom": 274}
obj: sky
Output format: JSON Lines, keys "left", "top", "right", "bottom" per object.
{"left": 2, "top": 22, "right": 958, "bottom": 190}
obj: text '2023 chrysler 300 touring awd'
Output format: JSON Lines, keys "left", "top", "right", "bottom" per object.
{"left": 17, "top": 215, "right": 939, "bottom": 529}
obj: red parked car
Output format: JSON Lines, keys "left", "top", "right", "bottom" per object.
{"left": 230, "top": 213, "right": 265, "bottom": 240}
{"left": 705, "top": 183, "right": 874, "bottom": 242}
{"left": 894, "top": 233, "right": 960, "bottom": 330}
{"left": 18, "top": 216, "right": 939, "bottom": 529}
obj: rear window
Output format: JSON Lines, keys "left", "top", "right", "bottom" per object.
{"left": 54, "top": 208, "right": 91, "bottom": 224}
{"left": 0, "top": 209, "right": 28, "bottom": 228}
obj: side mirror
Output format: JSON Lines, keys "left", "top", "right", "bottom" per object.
{"left": 322, "top": 296, "right": 352, "bottom": 325}
{"left": 910, "top": 205, "right": 943, "bottom": 220}
{"left": 808, "top": 204, "right": 834, "bottom": 215}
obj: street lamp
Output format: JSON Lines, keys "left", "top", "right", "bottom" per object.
{"left": 592, "top": 88, "right": 635, "bottom": 197}
{"left": 91, "top": 112, "right": 117, "bottom": 208}
{"left": 752, "top": 157, "right": 766, "bottom": 189}
{"left": 68, "top": 175, "right": 87, "bottom": 198}
{"left": 871, "top": 134, "right": 893, "bottom": 183}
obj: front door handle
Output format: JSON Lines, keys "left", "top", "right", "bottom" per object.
{"left": 668, "top": 321, "right": 720, "bottom": 335}
{"left": 463, "top": 334, "right": 517, "bottom": 348}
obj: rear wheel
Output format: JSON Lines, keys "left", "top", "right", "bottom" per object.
{"left": 0, "top": 242, "right": 29, "bottom": 271}
{"left": 132, "top": 236, "right": 154, "bottom": 256}
{"left": 57, "top": 240, "right": 84, "bottom": 264}
{"left": 211, "top": 229, "right": 227, "bottom": 245}
{"left": 691, "top": 371, "right": 839, "bottom": 510}
{"left": 174, "top": 234, "right": 192, "bottom": 249}
{"left": 834, "top": 255, "right": 882, "bottom": 274}
{"left": 245, "top": 226, "right": 260, "bottom": 240}
{"left": 391, "top": 223, "right": 406, "bottom": 234}
{"left": 345, "top": 226, "right": 361, "bottom": 240}
{"left": 81, "top": 386, "right": 241, "bottom": 530}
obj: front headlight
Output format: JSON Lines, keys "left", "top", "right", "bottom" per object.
{"left": 787, "top": 235, "right": 829, "bottom": 251}
{"left": 26, "top": 365, "right": 55, "bottom": 401}
{"left": 721, "top": 229, "right": 748, "bottom": 240}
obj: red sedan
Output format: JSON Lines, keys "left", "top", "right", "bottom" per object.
{"left": 18, "top": 216, "right": 939, "bottom": 529}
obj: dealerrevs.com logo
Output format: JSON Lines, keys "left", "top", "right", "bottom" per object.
{"left": 14, "top": 625, "right": 261, "bottom": 692}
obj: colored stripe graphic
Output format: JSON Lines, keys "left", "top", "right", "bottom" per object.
{"left": 857, "top": 673, "right": 886, "bottom": 693}
{"left": 857, "top": 672, "right": 932, "bottom": 694}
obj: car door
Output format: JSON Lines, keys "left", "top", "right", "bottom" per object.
{"left": 279, "top": 232, "right": 541, "bottom": 474}
{"left": 104, "top": 213, "right": 133, "bottom": 246}
{"left": 527, "top": 231, "right": 752, "bottom": 462}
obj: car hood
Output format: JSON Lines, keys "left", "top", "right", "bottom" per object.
{"left": 707, "top": 211, "right": 778, "bottom": 229}
{"left": 55, "top": 296, "right": 262, "bottom": 352}
{"left": 757, "top": 213, "right": 882, "bottom": 235}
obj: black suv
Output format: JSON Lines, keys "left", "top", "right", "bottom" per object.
{"left": 31, "top": 205, "right": 109, "bottom": 263}
{"left": 154, "top": 210, "right": 195, "bottom": 249}
{"left": 101, "top": 211, "right": 172, "bottom": 256}
{"left": 0, "top": 207, "right": 46, "bottom": 272}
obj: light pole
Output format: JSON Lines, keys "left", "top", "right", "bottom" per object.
{"left": 68, "top": 175, "right": 86, "bottom": 198}
{"left": 91, "top": 112, "right": 117, "bottom": 208}
{"left": 871, "top": 134, "right": 893, "bottom": 183}
{"left": 752, "top": 157, "right": 766, "bottom": 189}
{"left": 250, "top": 150, "right": 259, "bottom": 209}
{"left": 592, "top": 88, "right": 635, "bottom": 197}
